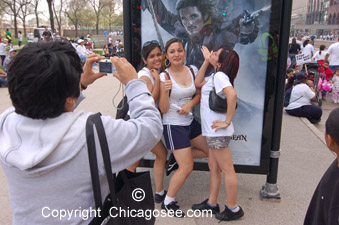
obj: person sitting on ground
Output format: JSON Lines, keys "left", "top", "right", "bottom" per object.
{"left": 0, "top": 41, "right": 162, "bottom": 225}
{"left": 103, "top": 44, "right": 110, "bottom": 57}
{"left": 0, "top": 68, "right": 7, "bottom": 87}
{"left": 304, "top": 108, "right": 339, "bottom": 225}
{"left": 76, "top": 39, "right": 87, "bottom": 63}
{"left": 285, "top": 67, "right": 295, "bottom": 91}
{"left": 3, "top": 49, "right": 17, "bottom": 72}
{"left": 285, "top": 72, "right": 322, "bottom": 124}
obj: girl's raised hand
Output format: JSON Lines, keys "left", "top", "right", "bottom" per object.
{"left": 201, "top": 46, "right": 211, "bottom": 61}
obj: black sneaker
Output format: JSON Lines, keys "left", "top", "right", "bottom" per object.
{"left": 165, "top": 153, "right": 178, "bottom": 176}
{"left": 154, "top": 190, "right": 167, "bottom": 203}
{"left": 215, "top": 205, "right": 244, "bottom": 221}
{"left": 192, "top": 199, "right": 220, "bottom": 214}
{"left": 161, "top": 201, "right": 185, "bottom": 218}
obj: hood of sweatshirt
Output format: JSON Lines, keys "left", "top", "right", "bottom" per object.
{"left": 0, "top": 107, "right": 89, "bottom": 176}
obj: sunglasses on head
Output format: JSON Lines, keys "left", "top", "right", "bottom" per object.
{"left": 143, "top": 40, "right": 160, "bottom": 48}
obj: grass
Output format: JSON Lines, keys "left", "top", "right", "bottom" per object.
{"left": 93, "top": 50, "right": 102, "bottom": 55}
{"left": 9, "top": 38, "right": 28, "bottom": 46}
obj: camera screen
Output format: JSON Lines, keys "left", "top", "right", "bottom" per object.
{"left": 99, "top": 62, "right": 112, "bottom": 73}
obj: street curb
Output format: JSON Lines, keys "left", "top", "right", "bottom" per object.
{"left": 300, "top": 117, "right": 326, "bottom": 146}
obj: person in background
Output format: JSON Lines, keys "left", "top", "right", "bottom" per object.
{"left": 42, "top": 27, "right": 52, "bottom": 42}
{"left": 18, "top": 31, "right": 22, "bottom": 47}
{"left": 301, "top": 39, "right": 314, "bottom": 64}
{"left": 285, "top": 67, "right": 295, "bottom": 91}
{"left": 5, "top": 29, "right": 12, "bottom": 47}
{"left": 285, "top": 72, "right": 322, "bottom": 124}
{"left": 288, "top": 38, "right": 301, "bottom": 66}
{"left": 325, "top": 37, "right": 339, "bottom": 73}
{"left": 85, "top": 43, "right": 94, "bottom": 55}
{"left": 318, "top": 61, "right": 333, "bottom": 100}
{"left": 0, "top": 68, "right": 7, "bottom": 87}
{"left": 0, "top": 41, "right": 162, "bottom": 225}
{"left": 330, "top": 68, "right": 339, "bottom": 104}
{"left": 0, "top": 39, "right": 6, "bottom": 66}
{"left": 312, "top": 45, "right": 326, "bottom": 65}
{"left": 3, "top": 49, "right": 17, "bottom": 72}
{"left": 102, "top": 44, "right": 110, "bottom": 57}
{"left": 304, "top": 108, "right": 339, "bottom": 225}
{"left": 76, "top": 39, "right": 87, "bottom": 63}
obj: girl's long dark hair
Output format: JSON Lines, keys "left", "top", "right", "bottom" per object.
{"left": 216, "top": 48, "right": 239, "bottom": 85}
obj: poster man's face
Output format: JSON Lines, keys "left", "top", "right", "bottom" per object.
{"left": 179, "top": 6, "right": 205, "bottom": 36}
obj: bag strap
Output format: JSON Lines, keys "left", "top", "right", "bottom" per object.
{"left": 86, "top": 113, "right": 104, "bottom": 210}
{"left": 86, "top": 113, "right": 118, "bottom": 209}
{"left": 164, "top": 65, "right": 196, "bottom": 97}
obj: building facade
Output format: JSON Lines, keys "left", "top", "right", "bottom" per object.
{"left": 328, "top": 0, "right": 339, "bottom": 24}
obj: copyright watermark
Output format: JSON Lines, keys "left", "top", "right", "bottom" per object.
{"left": 132, "top": 188, "right": 145, "bottom": 202}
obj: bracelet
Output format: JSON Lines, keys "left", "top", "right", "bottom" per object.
{"left": 81, "top": 83, "right": 87, "bottom": 90}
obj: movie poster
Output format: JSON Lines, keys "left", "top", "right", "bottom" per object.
{"left": 139, "top": 0, "right": 274, "bottom": 167}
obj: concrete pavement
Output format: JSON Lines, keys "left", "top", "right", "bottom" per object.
{"left": 0, "top": 74, "right": 338, "bottom": 225}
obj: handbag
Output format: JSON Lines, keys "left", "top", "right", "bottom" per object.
{"left": 86, "top": 113, "right": 155, "bottom": 225}
{"left": 209, "top": 86, "right": 228, "bottom": 113}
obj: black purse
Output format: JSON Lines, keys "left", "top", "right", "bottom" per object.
{"left": 209, "top": 86, "right": 228, "bottom": 113}
{"left": 208, "top": 74, "right": 237, "bottom": 113}
{"left": 86, "top": 113, "right": 155, "bottom": 225}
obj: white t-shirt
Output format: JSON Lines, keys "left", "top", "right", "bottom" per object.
{"left": 327, "top": 42, "right": 339, "bottom": 65}
{"left": 160, "top": 66, "right": 197, "bottom": 126}
{"left": 0, "top": 43, "right": 6, "bottom": 55}
{"left": 285, "top": 83, "right": 315, "bottom": 110}
{"left": 301, "top": 44, "right": 314, "bottom": 63}
{"left": 200, "top": 72, "right": 235, "bottom": 137}
{"left": 76, "top": 45, "right": 87, "bottom": 56}
{"left": 312, "top": 50, "right": 327, "bottom": 61}
{"left": 138, "top": 67, "right": 155, "bottom": 87}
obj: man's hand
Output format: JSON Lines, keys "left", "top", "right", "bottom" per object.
{"left": 81, "top": 54, "right": 106, "bottom": 88}
{"left": 111, "top": 57, "right": 138, "bottom": 85}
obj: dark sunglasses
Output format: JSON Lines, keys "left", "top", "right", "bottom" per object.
{"left": 143, "top": 40, "right": 160, "bottom": 48}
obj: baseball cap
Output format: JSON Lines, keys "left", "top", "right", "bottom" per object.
{"left": 77, "top": 39, "right": 84, "bottom": 44}
{"left": 9, "top": 49, "right": 17, "bottom": 53}
{"left": 294, "top": 72, "right": 308, "bottom": 83}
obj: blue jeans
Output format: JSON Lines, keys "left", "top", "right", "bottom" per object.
{"left": 285, "top": 105, "right": 322, "bottom": 123}
{"left": 0, "top": 77, "right": 7, "bottom": 87}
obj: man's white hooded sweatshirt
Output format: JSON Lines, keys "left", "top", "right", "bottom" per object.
{"left": 0, "top": 79, "right": 163, "bottom": 225}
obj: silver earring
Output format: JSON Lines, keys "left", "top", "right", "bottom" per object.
{"left": 165, "top": 58, "right": 171, "bottom": 67}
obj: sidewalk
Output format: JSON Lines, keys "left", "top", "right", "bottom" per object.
{"left": 0, "top": 76, "right": 338, "bottom": 224}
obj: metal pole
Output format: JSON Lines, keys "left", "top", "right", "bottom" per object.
{"left": 123, "top": 0, "right": 132, "bottom": 62}
{"left": 261, "top": 0, "right": 292, "bottom": 200}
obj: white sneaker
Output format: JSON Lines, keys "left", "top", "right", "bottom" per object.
{"left": 334, "top": 100, "right": 338, "bottom": 104}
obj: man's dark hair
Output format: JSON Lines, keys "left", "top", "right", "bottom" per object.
{"left": 7, "top": 41, "right": 82, "bottom": 119}
{"left": 217, "top": 48, "right": 239, "bottom": 85}
{"left": 326, "top": 108, "right": 339, "bottom": 145}
{"left": 176, "top": 0, "right": 214, "bottom": 23}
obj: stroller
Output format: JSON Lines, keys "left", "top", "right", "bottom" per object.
{"left": 301, "top": 63, "right": 323, "bottom": 106}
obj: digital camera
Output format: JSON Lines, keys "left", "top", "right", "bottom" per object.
{"left": 99, "top": 59, "right": 117, "bottom": 74}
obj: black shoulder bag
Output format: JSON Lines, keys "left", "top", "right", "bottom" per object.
{"left": 86, "top": 113, "right": 155, "bottom": 225}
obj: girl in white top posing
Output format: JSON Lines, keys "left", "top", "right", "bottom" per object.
{"left": 192, "top": 46, "right": 244, "bottom": 221}
{"left": 126, "top": 40, "right": 168, "bottom": 203}
{"left": 159, "top": 38, "right": 208, "bottom": 217}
